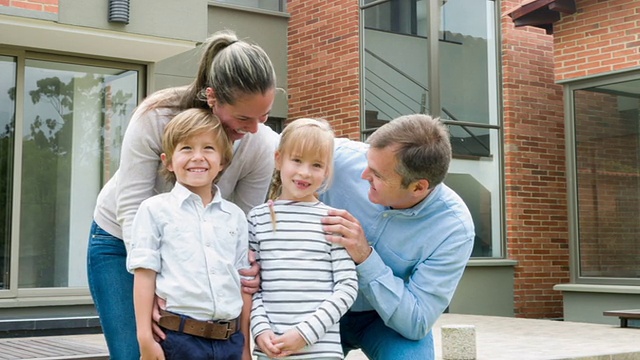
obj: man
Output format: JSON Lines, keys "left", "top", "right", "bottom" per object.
{"left": 320, "top": 114, "right": 475, "bottom": 360}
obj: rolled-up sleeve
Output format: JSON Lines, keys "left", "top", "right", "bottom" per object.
{"left": 126, "top": 201, "right": 162, "bottom": 273}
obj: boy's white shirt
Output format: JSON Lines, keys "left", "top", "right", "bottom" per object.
{"left": 127, "top": 183, "right": 249, "bottom": 321}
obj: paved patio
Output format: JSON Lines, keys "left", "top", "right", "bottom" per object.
{"left": 4, "top": 313, "right": 640, "bottom": 359}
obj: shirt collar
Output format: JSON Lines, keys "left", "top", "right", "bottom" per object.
{"left": 170, "top": 182, "right": 231, "bottom": 214}
{"left": 386, "top": 183, "right": 442, "bottom": 216}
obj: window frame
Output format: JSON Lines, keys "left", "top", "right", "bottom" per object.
{"left": 564, "top": 69, "right": 640, "bottom": 286}
{"left": 0, "top": 48, "right": 145, "bottom": 301}
{"left": 210, "top": 0, "right": 286, "bottom": 13}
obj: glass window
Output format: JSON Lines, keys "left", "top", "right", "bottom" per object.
{"left": 0, "top": 56, "right": 16, "bottom": 290}
{"left": 440, "top": 0, "right": 498, "bottom": 126}
{"left": 363, "top": 0, "right": 430, "bottom": 130}
{"left": 446, "top": 125, "right": 501, "bottom": 257}
{"left": 440, "top": 0, "right": 501, "bottom": 257}
{"left": 18, "top": 59, "right": 138, "bottom": 288}
{"left": 573, "top": 78, "right": 640, "bottom": 281}
{"left": 361, "top": 0, "right": 503, "bottom": 257}
{"left": 214, "top": 0, "right": 284, "bottom": 12}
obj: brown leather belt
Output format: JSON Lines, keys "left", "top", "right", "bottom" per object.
{"left": 158, "top": 310, "right": 238, "bottom": 340}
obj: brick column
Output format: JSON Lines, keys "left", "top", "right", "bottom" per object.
{"left": 502, "top": 0, "right": 569, "bottom": 319}
{"left": 286, "top": 0, "right": 361, "bottom": 139}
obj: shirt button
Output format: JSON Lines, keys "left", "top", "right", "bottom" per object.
{"left": 383, "top": 213, "right": 389, "bottom": 218}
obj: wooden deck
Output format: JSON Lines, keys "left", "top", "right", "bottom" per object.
{"left": 0, "top": 336, "right": 108, "bottom": 360}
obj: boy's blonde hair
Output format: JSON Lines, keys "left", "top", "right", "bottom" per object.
{"left": 161, "top": 108, "right": 233, "bottom": 184}
{"left": 268, "top": 118, "right": 335, "bottom": 200}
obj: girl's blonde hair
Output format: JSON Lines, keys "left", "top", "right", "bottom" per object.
{"left": 160, "top": 108, "right": 233, "bottom": 184}
{"left": 268, "top": 118, "right": 335, "bottom": 200}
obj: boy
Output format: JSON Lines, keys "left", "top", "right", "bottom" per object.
{"left": 127, "top": 108, "right": 251, "bottom": 360}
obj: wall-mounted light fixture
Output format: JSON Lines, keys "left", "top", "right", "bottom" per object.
{"left": 108, "top": 0, "right": 130, "bottom": 24}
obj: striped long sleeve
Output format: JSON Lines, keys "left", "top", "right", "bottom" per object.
{"left": 248, "top": 200, "right": 358, "bottom": 359}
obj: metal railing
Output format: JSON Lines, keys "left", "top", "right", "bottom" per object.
{"left": 364, "top": 47, "right": 493, "bottom": 157}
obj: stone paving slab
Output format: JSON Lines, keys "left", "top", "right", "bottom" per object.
{"left": 434, "top": 314, "right": 640, "bottom": 360}
{"left": 9, "top": 313, "right": 640, "bottom": 359}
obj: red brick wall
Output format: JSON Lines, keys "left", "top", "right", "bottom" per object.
{"left": 502, "top": 0, "right": 569, "bottom": 319}
{"left": 554, "top": 0, "right": 640, "bottom": 81}
{"left": 1, "top": 0, "right": 58, "bottom": 13}
{"left": 286, "top": 0, "right": 361, "bottom": 139}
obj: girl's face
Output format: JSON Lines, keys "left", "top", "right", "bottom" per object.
{"left": 207, "top": 87, "right": 275, "bottom": 142}
{"left": 162, "top": 130, "right": 224, "bottom": 201}
{"left": 275, "top": 149, "right": 329, "bottom": 202}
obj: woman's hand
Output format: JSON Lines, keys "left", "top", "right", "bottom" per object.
{"left": 239, "top": 250, "right": 261, "bottom": 294}
{"left": 151, "top": 296, "right": 167, "bottom": 341}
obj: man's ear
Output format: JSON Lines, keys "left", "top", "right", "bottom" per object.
{"left": 161, "top": 153, "right": 173, "bottom": 172}
{"left": 412, "top": 179, "right": 430, "bottom": 196}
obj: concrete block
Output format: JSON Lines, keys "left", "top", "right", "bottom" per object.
{"left": 441, "top": 324, "right": 476, "bottom": 360}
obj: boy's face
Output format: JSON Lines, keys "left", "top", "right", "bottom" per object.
{"left": 166, "top": 130, "right": 224, "bottom": 199}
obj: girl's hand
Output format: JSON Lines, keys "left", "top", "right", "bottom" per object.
{"left": 255, "top": 331, "right": 283, "bottom": 358}
{"left": 273, "top": 329, "right": 307, "bottom": 357}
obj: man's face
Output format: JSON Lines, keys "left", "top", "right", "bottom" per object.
{"left": 361, "top": 145, "right": 418, "bottom": 209}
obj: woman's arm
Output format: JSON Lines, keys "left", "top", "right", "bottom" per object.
{"left": 116, "top": 104, "right": 173, "bottom": 246}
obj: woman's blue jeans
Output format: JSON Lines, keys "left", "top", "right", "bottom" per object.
{"left": 340, "top": 310, "right": 435, "bottom": 360}
{"left": 87, "top": 221, "right": 139, "bottom": 360}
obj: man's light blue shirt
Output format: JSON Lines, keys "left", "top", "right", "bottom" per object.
{"left": 321, "top": 138, "right": 475, "bottom": 340}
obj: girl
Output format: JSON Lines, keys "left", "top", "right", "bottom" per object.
{"left": 247, "top": 118, "right": 358, "bottom": 360}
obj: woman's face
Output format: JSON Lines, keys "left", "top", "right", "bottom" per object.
{"left": 207, "top": 87, "right": 275, "bottom": 142}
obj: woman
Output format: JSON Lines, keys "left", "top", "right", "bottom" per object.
{"left": 87, "top": 29, "right": 280, "bottom": 360}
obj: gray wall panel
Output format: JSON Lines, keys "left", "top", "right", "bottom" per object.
{"left": 449, "top": 264, "right": 515, "bottom": 317}
{"left": 58, "top": 0, "right": 208, "bottom": 42}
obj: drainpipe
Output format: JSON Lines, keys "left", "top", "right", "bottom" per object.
{"left": 108, "top": 0, "right": 130, "bottom": 24}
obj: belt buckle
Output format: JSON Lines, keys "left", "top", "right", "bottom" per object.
{"left": 220, "top": 320, "right": 234, "bottom": 340}
{"left": 208, "top": 319, "right": 233, "bottom": 340}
